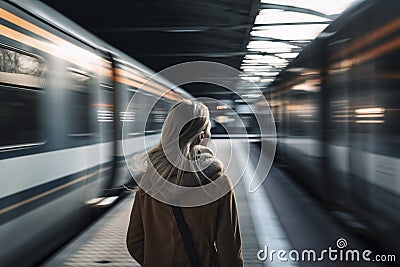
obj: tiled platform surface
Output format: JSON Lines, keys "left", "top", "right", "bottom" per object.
{"left": 41, "top": 185, "right": 279, "bottom": 267}
{"left": 40, "top": 192, "right": 140, "bottom": 267}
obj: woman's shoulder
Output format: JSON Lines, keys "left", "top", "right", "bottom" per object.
{"left": 193, "top": 145, "right": 224, "bottom": 181}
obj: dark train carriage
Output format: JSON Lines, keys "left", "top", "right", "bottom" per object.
{"left": 267, "top": 0, "right": 400, "bottom": 251}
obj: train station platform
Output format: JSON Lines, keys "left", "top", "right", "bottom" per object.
{"left": 40, "top": 140, "right": 384, "bottom": 267}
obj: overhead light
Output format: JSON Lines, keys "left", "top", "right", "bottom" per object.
{"left": 247, "top": 40, "right": 299, "bottom": 50}
{"left": 241, "top": 63, "right": 272, "bottom": 66}
{"left": 247, "top": 41, "right": 298, "bottom": 53}
{"left": 260, "top": 0, "right": 358, "bottom": 16}
{"left": 250, "top": 24, "right": 329, "bottom": 40}
{"left": 244, "top": 54, "right": 264, "bottom": 59}
{"left": 241, "top": 64, "right": 273, "bottom": 68}
{"left": 356, "top": 114, "right": 384, "bottom": 118}
{"left": 255, "top": 9, "right": 331, "bottom": 24}
{"left": 241, "top": 62, "right": 270, "bottom": 66}
{"left": 275, "top": 52, "right": 299, "bottom": 58}
{"left": 355, "top": 120, "right": 384, "bottom": 124}
{"left": 242, "top": 68, "right": 269, "bottom": 72}
{"left": 241, "top": 76, "right": 260, "bottom": 82}
{"left": 241, "top": 64, "right": 272, "bottom": 68}
{"left": 355, "top": 107, "right": 385, "bottom": 114}
{"left": 248, "top": 47, "right": 292, "bottom": 53}
{"left": 260, "top": 78, "right": 274, "bottom": 83}
{"left": 243, "top": 55, "right": 288, "bottom": 64}
{"left": 240, "top": 1, "right": 359, "bottom": 87}
{"left": 252, "top": 72, "right": 279, "bottom": 76}
{"left": 272, "top": 63, "right": 288, "bottom": 67}
{"left": 241, "top": 67, "right": 272, "bottom": 72}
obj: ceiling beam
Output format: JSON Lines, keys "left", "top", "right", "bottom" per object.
{"left": 250, "top": 36, "right": 311, "bottom": 47}
{"left": 184, "top": 0, "right": 251, "bottom": 16}
{"left": 239, "top": 0, "right": 260, "bottom": 61}
{"left": 255, "top": 21, "right": 330, "bottom": 26}
{"left": 93, "top": 24, "right": 253, "bottom": 33}
{"left": 132, "top": 52, "right": 246, "bottom": 57}
{"left": 259, "top": 3, "right": 338, "bottom": 20}
{"left": 132, "top": 49, "right": 304, "bottom": 57}
{"left": 94, "top": 21, "right": 330, "bottom": 35}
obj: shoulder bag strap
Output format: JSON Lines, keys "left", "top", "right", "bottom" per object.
{"left": 171, "top": 206, "right": 201, "bottom": 267}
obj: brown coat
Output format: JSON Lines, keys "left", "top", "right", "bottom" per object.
{"left": 126, "top": 146, "right": 243, "bottom": 267}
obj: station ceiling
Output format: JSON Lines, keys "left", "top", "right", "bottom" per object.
{"left": 41, "top": 0, "right": 358, "bottom": 100}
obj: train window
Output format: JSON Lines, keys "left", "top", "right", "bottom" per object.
{"left": 145, "top": 99, "right": 168, "bottom": 133}
{"left": 0, "top": 46, "right": 46, "bottom": 149}
{"left": 0, "top": 88, "right": 43, "bottom": 149}
{"left": 0, "top": 46, "right": 46, "bottom": 88}
{"left": 68, "top": 68, "right": 93, "bottom": 136}
{"left": 120, "top": 88, "right": 141, "bottom": 136}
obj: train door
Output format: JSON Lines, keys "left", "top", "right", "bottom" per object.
{"left": 347, "top": 65, "right": 376, "bottom": 223}
{"left": 65, "top": 63, "right": 101, "bottom": 204}
{"left": 78, "top": 52, "right": 116, "bottom": 204}
{"left": 278, "top": 92, "right": 290, "bottom": 159}
{"left": 105, "top": 60, "right": 139, "bottom": 194}
{"left": 326, "top": 74, "right": 352, "bottom": 209}
{"left": 326, "top": 40, "right": 353, "bottom": 210}
{"left": 270, "top": 92, "right": 285, "bottom": 160}
{"left": 89, "top": 53, "right": 115, "bottom": 199}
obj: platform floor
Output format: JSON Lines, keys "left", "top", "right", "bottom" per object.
{"left": 40, "top": 140, "right": 384, "bottom": 267}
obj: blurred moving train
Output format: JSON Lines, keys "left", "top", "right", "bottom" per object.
{"left": 0, "top": 1, "right": 191, "bottom": 266}
{"left": 265, "top": 0, "right": 399, "bottom": 252}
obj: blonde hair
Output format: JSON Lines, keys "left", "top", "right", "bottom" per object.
{"left": 146, "top": 100, "right": 210, "bottom": 185}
